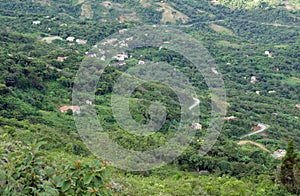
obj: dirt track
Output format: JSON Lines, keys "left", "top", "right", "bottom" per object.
{"left": 238, "top": 140, "right": 270, "bottom": 152}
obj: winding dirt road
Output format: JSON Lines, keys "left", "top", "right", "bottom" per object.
{"left": 189, "top": 97, "right": 200, "bottom": 110}
{"left": 239, "top": 123, "right": 270, "bottom": 139}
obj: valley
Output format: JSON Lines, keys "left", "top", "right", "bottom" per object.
{"left": 0, "top": 0, "right": 299, "bottom": 195}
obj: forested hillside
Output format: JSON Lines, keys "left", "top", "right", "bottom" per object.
{"left": 0, "top": 0, "right": 299, "bottom": 195}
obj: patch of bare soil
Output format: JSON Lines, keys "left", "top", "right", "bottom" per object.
{"left": 32, "top": 0, "right": 50, "bottom": 6}
{"left": 283, "top": 0, "right": 300, "bottom": 10}
{"left": 80, "top": 3, "right": 94, "bottom": 19}
{"left": 238, "top": 140, "right": 270, "bottom": 152}
{"left": 209, "top": 24, "right": 234, "bottom": 35}
{"left": 140, "top": 0, "right": 151, "bottom": 7}
{"left": 156, "top": 2, "right": 189, "bottom": 24}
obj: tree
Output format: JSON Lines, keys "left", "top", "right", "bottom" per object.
{"left": 280, "top": 140, "right": 300, "bottom": 194}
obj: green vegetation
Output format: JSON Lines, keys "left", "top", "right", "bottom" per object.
{"left": 0, "top": 0, "right": 299, "bottom": 195}
{"left": 280, "top": 140, "right": 300, "bottom": 194}
{"left": 0, "top": 141, "right": 111, "bottom": 195}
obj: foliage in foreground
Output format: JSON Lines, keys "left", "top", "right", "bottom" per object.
{"left": 279, "top": 140, "right": 300, "bottom": 194}
{"left": 0, "top": 141, "right": 112, "bottom": 196}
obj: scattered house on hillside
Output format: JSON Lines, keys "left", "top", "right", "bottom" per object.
{"left": 85, "top": 52, "right": 97, "bottom": 58}
{"left": 57, "top": 56, "right": 68, "bottom": 62}
{"left": 118, "top": 16, "right": 126, "bottom": 23}
{"left": 250, "top": 76, "right": 257, "bottom": 84}
{"left": 86, "top": 100, "right": 92, "bottom": 105}
{"left": 191, "top": 122, "right": 202, "bottom": 130}
{"left": 272, "top": 149, "right": 286, "bottom": 160}
{"left": 268, "top": 90, "right": 276, "bottom": 94}
{"left": 264, "top": 51, "right": 274, "bottom": 58}
{"left": 211, "top": 67, "right": 219, "bottom": 74}
{"left": 33, "top": 21, "right": 41, "bottom": 25}
{"left": 256, "top": 91, "right": 260, "bottom": 95}
{"left": 138, "top": 60, "right": 145, "bottom": 65}
{"left": 99, "top": 18, "right": 107, "bottom": 23}
{"left": 119, "top": 29, "right": 128, "bottom": 34}
{"left": 102, "top": 38, "right": 118, "bottom": 46}
{"left": 66, "top": 36, "right": 75, "bottom": 42}
{"left": 76, "top": 39, "right": 87, "bottom": 44}
{"left": 59, "top": 106, "right": 81, "bottom": 114}
{"left": 224, "top": 116, "right": 237, "bottom": 121}
{"left": 113, "top": 52, "right": 128, "bottom": 61}
{"left": 60, "top": 23, "right": 68, "bottom": 27}
{"left": 119, "top": 40, "right": 128, "bottom": 47}
{"left": 295, "top": 104, "right": 300, "bottom": 108}
{"left": 101, "top": 55, "right": 106, "bottom": 61}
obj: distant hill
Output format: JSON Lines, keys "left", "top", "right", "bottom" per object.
{"left": 212, "top": 0, "right": 300, "bottom": 10}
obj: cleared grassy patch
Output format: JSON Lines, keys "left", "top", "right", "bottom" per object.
{"left": 209, "top": 24, "right": 234, "bottom": 35}
{"left": 156, "top": 2, "right": 189, "bottom": 24}
{"left": 41, "top": 36, "right": 63, "bottom": 43}
{"left": 216, "top": 40, "right": 240, "bottom": 48}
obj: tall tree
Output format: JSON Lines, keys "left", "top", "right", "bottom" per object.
{"left": 280, "top": 140, "right": 300, "bottom": 194}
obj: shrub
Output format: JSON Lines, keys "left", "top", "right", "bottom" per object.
{"left": 0, "top": 141, "right": 112, "bottom": 196}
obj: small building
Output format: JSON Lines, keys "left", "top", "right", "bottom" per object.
{"left": 211, "top": 67, "right": 219, "bottom": 74}
{"left": 119, "top": 40, "right": 128, "bottom": 47}
{"left": 59, "top": 106, "right": 81, "bottom": 114}
{"left": 119, "top": 28, "right": 128, "bottom": 33}
{"left": 113, "top": 52, "right": 128, "bottom": 61}
{"left": 118, "top": 16, "right": 126, "bottom": 23}
{"left": 101, "top": 55, "right": 106, "bottom": 61}
{"left": 191, "top": 122, "right": 202, "bottom": 130}
{"left": 85, "top": 52, "right": 97, "bottom": 58}
{"left": 76, "top": 39, "right": 87, "bottom": 44}
{"left": 250, "top": 76, "right": 257, "bottom": 84}
{"left": 66, "top": 36, "right": 75, "bottom": 42}
{"left": 296, "top": 104, "right": 300, "bottom": 108}
{"left": 224, "top": 116, "right": 237, "bottom": 121}
{"left": 272, "top": 149, "right": 286, "bottom": 160}
{"left": 33, "top": 21, "right": 41, "bottom": 25}
{"left": 57, "top": 56, "right": 68, "bottom": 62}
{"left": 86, "top": 100, "right": 92, "bottom": 105}
{"left": 138, "top": 60, "right": 145, "bottom": 65}
{"left": 265, "top": 51, "right": 274, "bottom": 57}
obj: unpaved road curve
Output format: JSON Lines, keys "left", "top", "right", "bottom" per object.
{"left": 189, "top": 97, "right": 200, "bottom": 110}
{"left": 239, "top": 123, "right": 270, "bottom": 139}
